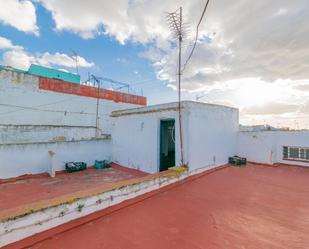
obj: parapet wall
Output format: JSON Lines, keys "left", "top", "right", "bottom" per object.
{"left": 0, "top": 138, "right": 112, "bottom": 179}
{"left": 0, "top": 69, "right": 145, "bottom": 132}
{"left": 39, "top": 77, "right": 146, "bottom": 106}
{"left": 237, "top": 130, "right": 309, "bottom": 166}
{"left": 0, "top": 125, "right": 98, "bottom": 145}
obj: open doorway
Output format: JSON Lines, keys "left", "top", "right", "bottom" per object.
{"left": 160, "top": 119, "right": 176, "bottom": 171}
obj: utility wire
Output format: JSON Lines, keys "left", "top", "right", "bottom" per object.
{"left": 182, "top": 0, "right": 211, "bottom": 72}
{"left": 0, "top": 103, "right": 110, "bottom": 116}
{"left": 0, "top": 97, "right": 76, "bottom": 116}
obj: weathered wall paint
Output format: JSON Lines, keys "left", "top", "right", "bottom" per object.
{"left": 39, "top": 78, "right": 146, "bottom": 105}
{"left": 0, "top": 69, "right": 144, "bottom": 134}
{"left": 111, "top": 101, "right": 238, "bottom": 173}
{"left": 0, "top": 139, "right": 111, "bottom": 179}
{"left": 0, "top": 125, "right": 98, "bottom": 144}
{"left": 237, "top": 131, "right": 309, "bottom": 166}
{"left": 0, "top": 69, "right": 143, "bottom": 179}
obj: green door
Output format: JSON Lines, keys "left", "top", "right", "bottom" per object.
{"left": 160, "top": 119, "right": 176, "bottom": 171}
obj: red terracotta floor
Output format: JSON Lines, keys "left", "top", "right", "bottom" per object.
{"left": 27, "top": 163, "right": 309, "bottom": 249}
{"left": 0, "top": 164, "right": 147, "bottom": 213}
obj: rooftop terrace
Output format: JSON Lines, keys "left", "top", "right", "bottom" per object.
{"left": 4, "top": 163, "right": 309, "bottom": 249}
{"left": 0, "top": 164, "right": 148, "bottom": 221}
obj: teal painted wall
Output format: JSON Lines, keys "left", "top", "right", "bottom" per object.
{"left": 28, "top": 64, "right": 80, "bottom": 84}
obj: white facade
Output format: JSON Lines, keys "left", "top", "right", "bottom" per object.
{"left": 0, "top": 139, "right": 111, "bottom": 179}
{"left": 0, "top": 69, "right": 142, "bottom": 179}
{"left": 111, "top": 103, "right": 186, "bottom": 173}
{"left": 1, "top": 68, "right": 309, "bottom": 179}
{"left": 0, "top": 69, "right": 141, "bottom": 134}
{"left": 237, "top": 130, "right": 309, "bottom": 166}
{"left": 111, "top": 101, "right": 239, "bottom": 173}
{"left": 0, "top": 125, "right": 99, "bottom": 144}
{"left": 186, "top": 102, "right": 239, "bottom": 170}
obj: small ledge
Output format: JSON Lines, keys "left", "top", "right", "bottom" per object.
{"left": 0, "top": 135, "right": 111, "bottom": 147}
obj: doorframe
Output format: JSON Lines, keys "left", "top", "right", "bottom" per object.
{"left": 158, "top": 118, "right": 176, "bottom": 172}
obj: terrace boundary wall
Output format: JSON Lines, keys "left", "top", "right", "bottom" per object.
{"left": 0, "top": 138, "right": 112, "bottom": 179}
{"left": 237, "top": 130, "right": 309, "bottom": 167}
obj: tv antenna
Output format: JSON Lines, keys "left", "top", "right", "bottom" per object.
{"left": 70, "top": 48, "right": 79, "bottom": 75}
{"left": 195, "top": 93, "right": 206, "bottom": 101}
{"left": 167, "top": 7, "right": 185, "bottom": 166}
{"left": 90, "top": 74, "right": 101, "bottom": 137}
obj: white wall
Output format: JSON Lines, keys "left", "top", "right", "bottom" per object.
{"left": 187, "top": 102, "right": 239, "bottom": 170}
{"left": 0, "top": 125, "right": 98, "bottom": 144}
{"left": 111, "top": 103, "right": 188, "bottom": 173}
{"left": 0, "top": 139, "right": 111, "bottom": 179}
{"left": 111, "top": 101, "right": 238, "bottom": 173}
{"left": 0, "top": 69, "right": 138, "bottom": 178}
{"left": 237, "top": 131, "right": 309, "bottom": 166}
{"left": 0, "top": 70, "right": 141, "bottom": 134}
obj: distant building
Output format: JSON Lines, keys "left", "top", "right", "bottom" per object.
{"left": 239, "top": 124, "right": 293, "bottom": 132}
{"left": 0, "top": 65, "right": 146, "bottom": 179}
{"left": 239, "top": 124, "right": 279, "bottom": 132}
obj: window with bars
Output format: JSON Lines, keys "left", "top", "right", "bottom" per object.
{"left": 282, "top": 146, "right": 309, "bottom": 162}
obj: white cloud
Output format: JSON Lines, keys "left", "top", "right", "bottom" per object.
{"left": 0, "top": 36, "right": 94, "bottom": 70}
{"left": 4, "top": 1, "right": 309, "bottom": 127}
{"left": 0, "top": 0, "right": 39, "bottom": 35}
{"left": 36, "top": 52, "right": 94, "bottom": 68}
{"left": 0, "top": 36, "right": 21, "bottom": 50}
{"left": 2, "top": 48, "right": 35, "bottom": 70}
{"left": 39, "top": 0, "right": 180, "bottom": 44}
{"left": 38, "top": 1, "right": 309, "bottom": 87}
{"left": 274, "top": 8, "right": 288, "bottom": 17}
{"left": 243, "top": 102, "right": 299, "bottom": 115}
{"left": 39, "top": 0, "right": 131, "bottom": 41}
{"left": 294, "top": 83, "right": 309, "bottom": 92}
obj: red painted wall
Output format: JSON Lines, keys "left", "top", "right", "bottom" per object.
{"left": 39, "top": 78, "right": 147, "bottom": 106}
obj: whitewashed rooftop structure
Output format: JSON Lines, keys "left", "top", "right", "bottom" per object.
{"left": 111, "top": 101, "right": 239, "bottom": 173}
{"left": 0, "top": 66, "right": 309, "bottom": 179}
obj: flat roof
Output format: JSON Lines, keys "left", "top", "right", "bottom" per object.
{"left": 22, "top": 163, "right": 309, "bottom": 249}
{"left": 28, "top": 64, "right": 80, "bottom": 84}
{"left": 0, "top": 164, "right": 148, "bottom": 221}
{"left": 111, "top": 100, "right": 238, "bottom": 117}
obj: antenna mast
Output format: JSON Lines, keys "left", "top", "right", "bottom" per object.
{"left": 167, "top": 7, "right": 185, "bottom": 166}
{"left": 91, "top": 75, "right": 101, "bottom": 137}
{"left": 70, "top": 48, "right": 79, "bottom": 75}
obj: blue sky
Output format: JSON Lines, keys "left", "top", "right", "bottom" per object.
{"left": 0, "top": 3, "right": 178, "bottom": 104}
{"left": 0, "top": 0, "right": 309, "bottom": 128}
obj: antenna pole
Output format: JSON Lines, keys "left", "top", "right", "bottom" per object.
{"left": 91, "top": 75, "right": 101, "bottom": 137}
{"left": 166, "top": 6, "right": 185, "bottom": 166}
{"left": 70, "top": 49, "right": 79, "bottom": 75}
{"left": 95, "top": 79, "right": 100, "bottom": 137}
{"left": 178, "top": 7, "right": 184, "bottom": 166}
